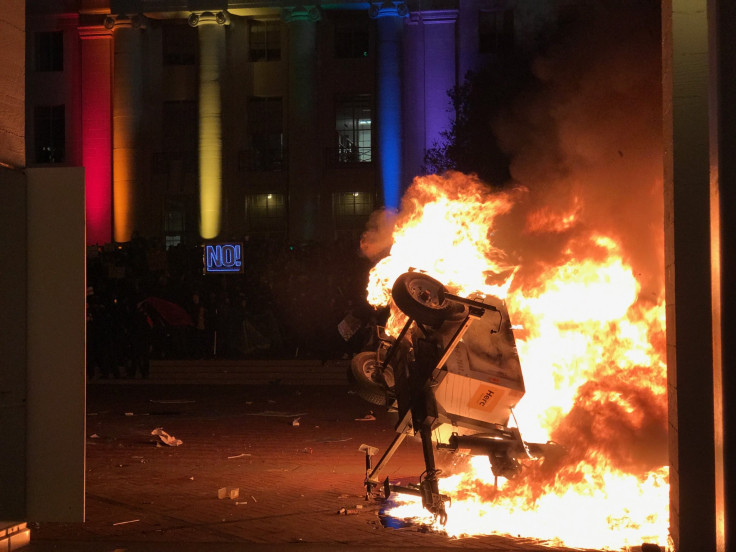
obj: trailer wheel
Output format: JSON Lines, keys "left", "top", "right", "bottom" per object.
{"left": 349, "top": 351, "right": 387, "bottom": 406}
{"left": 391, "top": 272, "right": 455, "bottom": 326}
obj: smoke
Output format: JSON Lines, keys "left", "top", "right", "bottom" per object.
{"left": 493, "top": 1, "right": 664, "bottom": 301}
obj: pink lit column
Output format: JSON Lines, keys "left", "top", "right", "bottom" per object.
{"left": 79, "top": 22, "right": 113, "bottom": 245}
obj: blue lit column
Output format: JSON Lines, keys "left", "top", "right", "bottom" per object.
{"left": 284, "top": 6, "right": 321, "bottom": 244}
{"left": 370, "top": 1, "right": 408, "bottom": 210}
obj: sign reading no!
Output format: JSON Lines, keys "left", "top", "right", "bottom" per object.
{"left": 203, "top": 243, "right": 243, "bottom": 274}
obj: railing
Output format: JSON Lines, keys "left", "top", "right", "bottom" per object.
{"left": 324, "top": 146, "right": 373, "bottom": 166}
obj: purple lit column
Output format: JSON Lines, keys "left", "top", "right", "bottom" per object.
{"left": 370, "top": 1, "right": 408, "bottom": 209}
{"left": 403, "top": 9, "right": 458, "bottom": 182}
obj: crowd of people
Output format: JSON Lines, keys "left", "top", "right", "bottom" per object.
{"left": 86, "top": 234, "right": 385, "bottom": 379}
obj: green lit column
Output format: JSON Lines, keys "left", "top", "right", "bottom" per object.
{"left": 283, "top": 6, "right": 321, "bottom": 244}
{"left": 189, "top": 11, "right": 229, "bottom": 240}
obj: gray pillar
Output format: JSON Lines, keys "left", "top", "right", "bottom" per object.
{"left": 709, "top": 1, "right": 736, "bottom": 549}
{"left": 663, "top": 1, "right": 717, "bottom": 550}
{"left": 284, "top": 6, "right": 321, "bottom": 244}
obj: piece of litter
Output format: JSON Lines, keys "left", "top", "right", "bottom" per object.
{"left": 245, "top": 401, "right": 253, "bottom": 405}
{"left": 112, "top": 519, "right": 140, "bottom": 526}
{"left": 292, "top": 418, "right": 301, "bottom": 427}
{"left": 89, "top": 433, "right": 100, "bottom": 439}
{"left": 300, "top": 447, "right": 313, "bottom": 454}
{"left": 354, "top": 413, "right": 376, "bottom": 421}
{"left": 217, "top": 487, "right": 240, "bottom": 500}
{"left": 227, "top": 453, "right": 252, "bottom": 459}
{"left": 251, "top": 495, "right": 257, "bottom": 503}
{"left": 151, "top": 427, "right": 183, "bottom": 447}
{"left": 189, "top": 476, "right": 194, "bottom": 480}
{"left": 235, "top": 501, "right": 248, "bottom": 505}
{"left": 125, "top": 412, "right": 134, "bottom": 416}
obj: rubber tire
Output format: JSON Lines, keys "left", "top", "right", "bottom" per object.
{"left": 349, "top": 351, "right": 387, "bottom": 406}
{"left": 391, "top": 272, "right": 455, "bottom": 326}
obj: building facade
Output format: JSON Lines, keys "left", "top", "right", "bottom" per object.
{"left": 26, "top": 0, "right": 539, "bottom": 247}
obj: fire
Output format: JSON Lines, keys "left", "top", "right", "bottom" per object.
{"left": 363, "top": 172, "right": 669, "bottom": 550}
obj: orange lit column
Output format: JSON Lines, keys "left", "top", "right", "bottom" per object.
{"left": 106, "top": 14, "right": 144, "bottom": 243}
{"left": 189, "top": 11, "right": 229, "bottom": 240}
{"left": 79, "top": 20, "right": 113, "bottom": 245}
{"left": 284, "top": 6, "right": 321, "bottom": 244}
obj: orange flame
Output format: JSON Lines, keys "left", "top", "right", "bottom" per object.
{"left": 364, "top": 172, "right": 669, "bottom": 550}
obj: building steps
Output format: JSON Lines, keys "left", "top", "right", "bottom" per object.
{"left": 0, "top": 522, "right": 30, "bottom": 551}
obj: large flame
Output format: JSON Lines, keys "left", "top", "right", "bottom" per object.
{"left": 363, "top": 172, "right": 669, "bottom": 550}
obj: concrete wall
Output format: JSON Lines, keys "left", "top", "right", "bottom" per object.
{"left": 0, "top": 0, "right": 25, "bottom": 167}
{"left": 0, "top": 168, "right": 29, "bottom": 520}
{"left": 25, "top": 167, "right": 86, "bottom": 522}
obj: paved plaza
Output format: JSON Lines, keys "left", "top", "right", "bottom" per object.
{"left": 27, "top": 380, "right": 607, "bottom": 552}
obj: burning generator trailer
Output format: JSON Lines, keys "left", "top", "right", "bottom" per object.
{"left": 352, "top": 271, "right": 564, "bottom": 522}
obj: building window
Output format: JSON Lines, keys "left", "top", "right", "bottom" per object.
{"left": 335, "top": 21, "right": 369, "bottom": 58}
{"left": 478, "top": 9, "right": 514, "bottom": 54}
{"left": 335, "top": 95, "right": 372, "bottom": 163}
{"left": 247, "top": 97, "right": 284, "bottom": 171}
{"left": 249, "top": 20, "right": 281, "bottom": 62}
{"left": 164, "top": 198, "right": 186, "bottom": 248}
{"left": 334, "top": 192, "right": 374, "bottom": 225}
{"left": 34, "top": 105, "right": 65, "bottom": 163}
{"left": 162, "top": 23, "right": 196, "bottom": 65}
{"left": 35, "top": 31, "right": 63, "bottom": 72}
{"left": 246, "top": 193, "right": 286, "bottom": 231}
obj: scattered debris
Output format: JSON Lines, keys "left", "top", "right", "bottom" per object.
{"left": 89, "top": 433, "right": 100, "bottom": 439}
{"left": 151, "top": 427, "right": 182, "bottom": 447}
{"left": 125, "top": 412, "right": 135, "bottom": 416}
{"left": 112, "top": 519, "right": 140, "bottom": 526}
{"left": 355, "top": 412, "right": 376, "bottom": 422}
{"left": 338, "top": 507, "right": 360, "bottom": 515}
{"left": 292, "top": 418, "right": 301, "bottom": 427}
{"left": 251, "top": 495, "right": 257, "bottom": 503}
{"left": 245, "top": 411, "right": 307, "bottom": 418}
{"left": 227, "top": 453, "right": 252, "bottom": 459}
{"left": 218, "top": 487, "right": 240, "bottom": 500}
{"left": 235, "top": 501, "right": 248, "bottom": 505}
{"left": 300, "top": 448, "right": 313, "bottom": 454}
{"left": 150, "top": 399, "right": 195, "bottom": 404}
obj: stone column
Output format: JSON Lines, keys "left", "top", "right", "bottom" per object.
{"left": 284, "top": 6, "right": 321, "bottom": 244}
{"left": 106, "top": 14, "right": 144, "bottom": 243}
{"left": 370, "top": 1, "right": 408, "bottom": 209}
{"left": 189, "top": 10, "right": 229, "bottom": 240}
{"left": 78, "top": 18, "right": 113, "bottom": 245}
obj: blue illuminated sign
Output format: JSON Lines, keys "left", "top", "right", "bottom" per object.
{"left": 204, "top": 243, "right": 243, "bottom": 274}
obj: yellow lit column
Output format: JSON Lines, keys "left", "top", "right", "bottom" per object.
{"left": 106, "top": 14, "right": 144, "bottom": 243}
{"left": 189, "top": 11, "right": 229, "bottom": 239}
